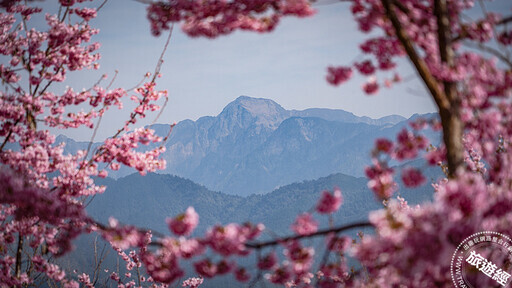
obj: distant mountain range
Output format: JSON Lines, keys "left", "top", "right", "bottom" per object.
{"left": 60, "top": 167, "right": 440, "bottom": 287}
{"left": 89, "top": 172, "right": 377, "bottom": 234}
{"left": 56, "top": 96, "right": 439, "bottom": 196}
{"left": 88, "top": 168, "right": 438, "bottom": 234}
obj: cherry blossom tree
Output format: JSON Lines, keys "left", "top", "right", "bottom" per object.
{"left": 2, "top": 0, "right": 512, "bottom": 287}
{"left": 0, "top": 1, "right": 170, "bottom": 286}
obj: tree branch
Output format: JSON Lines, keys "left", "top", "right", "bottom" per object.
{"left": 391, "top": 0, "right": 409, "bottom": 14}
{"left": 382, "top": 0, "right": 464, "bottom": 177}
{"left": 245, "top": 221, "right": 373, "bottom": 249}
{"left": 463, "top": 40, "right": 512, "bottom": 68}
{"left": 0, "top": 120, "right": 19, "bottom": 152}
{"left": 15, "top": 235, "right": 23, "bottom": 279}
{"left": 453, "top": 14, "right": 512, "bottom": 43}
{"left": 380, "top": 0, "right": 451, "bottom": 111}
{"left": 497, "top": 15, "right": 512, "bottom": 26}
{"left": 434, "top": 0, "right": 464, "bottom": 177}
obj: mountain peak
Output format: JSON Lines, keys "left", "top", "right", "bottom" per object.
{"left": 220, "top": 96, "right": 289, "bottom": 129}
{"left": 229, "top": 96, "right": 286, "bottom": 115}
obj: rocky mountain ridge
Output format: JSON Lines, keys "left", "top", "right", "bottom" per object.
{"left": 57, "top": 96, "right": 437, "bottom": 196}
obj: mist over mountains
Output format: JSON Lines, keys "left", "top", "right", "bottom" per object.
{"left": 57, "top": 95, "right": 438, "bottom": 196}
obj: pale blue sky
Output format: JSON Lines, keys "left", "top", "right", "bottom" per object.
{"left": 12, "top": 1, "right": 448, "bottom": 140}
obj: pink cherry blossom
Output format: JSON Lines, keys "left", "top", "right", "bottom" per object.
{"left": 365, "top": 163, "right": 397, "bottom": 199}
{"left": 354, "top": 60, "right": 376, "bottom": 75}
{"left": 283, "top": 240, "right": 314, "bottom": 275}
{"left": 147, "top": 0, "right": 314, "bottom": 37}
{"left": 362, "top": 80, "right": 379, "bottom": 94}
{"left": 167, "top": 206, "right": 199, "bottom": 236}
{"left": 194, "top": 258, "right": 217, "bottom": 278}
{"left": 182, "top": 276, "right": 203, "bottom": 288}
{"left": 205, "top": 223, "right": 255, "bottom": 256}
{"left": 395, "top": 128, "right": 429, "bottom": 160}
{"left": 401, "top": 167, "right": 426, "bottom": 187}
{"left": 326, "top": 66, "right": 353, "bottom": 86}
{"left": 234, "top": 267, "right": 251, "bottom": 282}
{"left": 258, "top": 251, "right": 278, "bottom": 270}
{"left": 291, "top": 213, "right": 318, "bottom": 235}
{"left": 316, "top": 188, "right": 343, "bottom": 214}
{"left": 267, "top": 265, "right": 293, "bottom": 285}
{"left": 374, "top": 138, "right": 394, "bottom": 154}
{"left": 326, "top": 235, "right": 351, "bottom": 252}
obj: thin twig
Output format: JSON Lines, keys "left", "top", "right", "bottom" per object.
{"left": 126, "top": 73, "right": 150, "bottom": 92}
{"left": 477, "top": 0, "right": 511, "bottom": 65}
{"left": 150, "top": 96, "right": 169, "bottom": 126}
{"left": 96, "top": 0, "right": 109, "bottom": 13}
{"left": 151, "top": 24, "right": 174, "bottom": 84}
{"left": 109, "top": 24, "right": 174, "bottom": 141}
{"left": 84, "top": 114, "right": 103, "bottom": 161}
{"left": 463, "top": 41, "right": 512, "bottom": 68}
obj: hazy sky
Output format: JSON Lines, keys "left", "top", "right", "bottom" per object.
{"left": 19, "top": 1, "right": 446, "bottom": 140}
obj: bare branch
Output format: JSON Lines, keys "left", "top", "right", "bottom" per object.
{"left": 109, "top": 25, "right": 174, "bottom": 141}
{"left": 150, "top": 24, "right": 174, "bottom": 84}
{"left": 497, "top": 15, "right": 512, "bottom": 26}
{"left": 245, "top": 221, "right": 373, "bottom": 249}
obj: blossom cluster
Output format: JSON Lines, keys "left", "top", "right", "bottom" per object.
{"left": 0, "top": 1, "right": 169, "bottom": 286}
{"left": 147, "top": 0, "right": 314, "bottom": 38}
{"left": 1, "top": 0, "right": 512, "bottom": 287}
{"left": 95, "top": 127, "right": 166, "bottom": 176}
{"left": 364, "top": 125, "right": 430, "bottom": 200}
{"left": 354, "top": 171, "right": 512, "bottom": 287}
